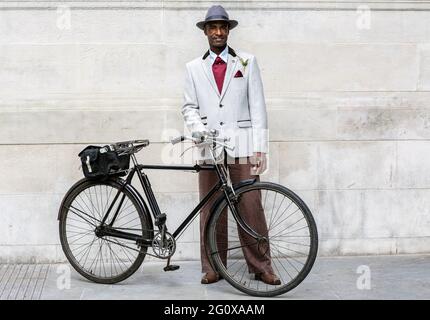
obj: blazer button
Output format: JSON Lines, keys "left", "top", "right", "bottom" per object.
{"left": 220, "top": 121, "right": 224, "bottom": 126}
{"left": 219, "top": 104, "right": 223, "bottom": 108}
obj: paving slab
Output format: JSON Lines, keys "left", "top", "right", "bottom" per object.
{"left": 1, "top": 254, "right": 429, "bottom": 300}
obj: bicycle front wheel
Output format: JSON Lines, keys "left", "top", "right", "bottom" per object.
{"left": 59, "top": 178, "right": 151, "bottom": 284}
{"left": 206, "top": 182, "right": 318, "bottom": 297}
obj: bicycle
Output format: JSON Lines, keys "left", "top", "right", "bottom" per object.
{"left": 58, "top": 130, "right": 318, "bottom": 297}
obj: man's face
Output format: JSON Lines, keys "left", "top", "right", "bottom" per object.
{"left": 204, "top": 21, "right": 229, "bottom": 48}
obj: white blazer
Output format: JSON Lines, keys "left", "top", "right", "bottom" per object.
{"left": 181, "top": 46, "right": 268, "bottom": 161}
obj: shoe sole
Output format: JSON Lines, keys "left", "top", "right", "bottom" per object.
{"left": 254, "top": 274, "right": 281, "bottom": 285}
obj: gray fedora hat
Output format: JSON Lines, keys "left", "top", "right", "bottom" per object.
{"left": 196, "top": 5, "right": 238, "bottom": 30}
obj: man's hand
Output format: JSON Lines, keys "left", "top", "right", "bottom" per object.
{"left": 192, "top": 130, "right": 208, "bottom": 144}
{"left": 250, "top": 152, "right": 267, "bottom": 175}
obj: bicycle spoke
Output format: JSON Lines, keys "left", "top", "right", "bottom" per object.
{"left": 271, "top": 225, "right": 310, "bottom": 238}
{"left": 270, "top": 201, "right": 296, "bottom": 230}
{"left": 75, "top": 192, "right": 98, "bottom": 222}
{"left": 271, "top": 241, "right": 309, "bottom": 258}
{"left": 230, "top": 261, "right": 247, "bottom": 279}
{"left": 67, "top": 230, "right": 93, "bottom": 237}
{"left": 271, "top": 254, "right": 288, "bottom": 285}
{"left": 68, "top": 230, "right": 96, "bottom": 245}
{"left": 93, "top": 186, "right": 103, "bottom": 222}
{"left": 102, "top": 185, "right": 114, "bottom": 218}
{"left": 211, "top": 240, "right": 258, "bottom": 255}
{"left": 69, "top": 205, "right": 102, "bottom": 224}
{"left": 66, "top": 222, "right": 92, "bottom": 232}
{"left": 271, "top": 244, "right": 305, "bottom": 269}
{"left": 238, "top": 261, "right": 247, "bottom": 284}
{"left": 116, "top": 215, "right": 140, "bottom": 229}
{"left": 67, "top": 207, "right": 98, "bottom": 228}
{"left": 111, "top": 201, "right": 137, "bottom": 225}
{"left": 81, "top": 190, "right": 101, "bottom": 221}
{"left": 275, "top": 215, "right": 305, "bottom": 234}
{"left": 80, "top": 236, "right": 99, "bottom": 269}
{"left": 102, "top": 237, "right": 141, "bottom": 255}
{"left": 106, "top": 241, "right": 125, "bottom": 275}
{"left": 71, "top": 238, "right": 97, "bottom": 259}
{"left": 87, "top": 239, "right": 103, "bottom": 274}
{"left": 268, "top": 195, "right": 286, "bottom": 231}
{"left": 269, "top": 191, "right": 277, "bottom": 228}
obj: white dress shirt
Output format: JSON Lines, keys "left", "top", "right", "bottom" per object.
{"left": 209, "top": 45, "right": 229, "bottom": 64}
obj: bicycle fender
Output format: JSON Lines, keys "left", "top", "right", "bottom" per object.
{"left": 232, "top": 178, "right": 257, "bottom": 190}
{"left": 125, "top": 182, "right": 154, "bottom": 234}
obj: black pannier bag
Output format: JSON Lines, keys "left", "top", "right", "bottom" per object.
{"left": 78, "top": 145, "right": 130, "bottom": 179}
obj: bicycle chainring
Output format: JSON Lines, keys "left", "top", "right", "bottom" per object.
{"left": 152, "top": 231, "right": 176, "bottom": 259}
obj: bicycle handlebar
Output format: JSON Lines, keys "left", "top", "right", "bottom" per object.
{"left": 171, "top": 136, "right": 186, "bottom": 145}
{"left": 170, "top": 131, "right": 234, "bottom": 152}
{"left": 104, "top": 129, "right": 234, "bottom": 157}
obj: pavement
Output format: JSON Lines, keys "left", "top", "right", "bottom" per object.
{"left": 1, "top": 254, "right": 429, "bottom": 300}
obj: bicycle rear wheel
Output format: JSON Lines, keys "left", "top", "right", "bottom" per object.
{"left": 59, "top": 178, "right": 151, "bottom": 284}
{"left": 206, "top": 182, "right": 318, "bottom": 297}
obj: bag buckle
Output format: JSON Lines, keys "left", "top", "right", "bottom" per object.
{"left": 85, "top": 155, "right": 93, "bottom": 173}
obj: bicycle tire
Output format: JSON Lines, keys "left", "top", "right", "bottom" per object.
{"left": 206, "top": 181, "right": 318, "bottom": 297}
{"left": 59, "top": 178, "right": 150, "bottom": 284}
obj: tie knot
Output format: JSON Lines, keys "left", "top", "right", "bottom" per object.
{"left": 214, "top": 56, "right": 224, "bottom": 65}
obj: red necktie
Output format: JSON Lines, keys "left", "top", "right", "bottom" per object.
{"left": 212, "top": 56, "right": 227, "bottom": 94}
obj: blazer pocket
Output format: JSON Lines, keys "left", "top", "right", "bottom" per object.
{"left": 234, "top": 70, "right": 244, "bottom": 78}
{"left": 237, "top": 119, "right": 252, "bottom": 128}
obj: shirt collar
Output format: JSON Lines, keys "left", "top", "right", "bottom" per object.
{"left": 209, "top": 45, "right": 229, "bottom": 64}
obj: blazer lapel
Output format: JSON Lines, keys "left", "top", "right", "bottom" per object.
{"left": 201, "top": 52, "right": 220, "bottom": 98}
{"left": 220, "top": 53, "right": 238, "bottom": 101}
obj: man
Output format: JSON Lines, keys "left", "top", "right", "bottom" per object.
{"left": 181, "top": 5, "right": 280, "bottom": 285}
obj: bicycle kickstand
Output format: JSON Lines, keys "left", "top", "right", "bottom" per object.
{"left": 163, "top": 257, "right": 180, "bottom": 272}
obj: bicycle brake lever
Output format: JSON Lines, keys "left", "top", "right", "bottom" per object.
{"left": 205, "top": 139, "right": 235, "bottom": 151}
{"left": 179, "top": 145, "right": 196, "bottom": 158}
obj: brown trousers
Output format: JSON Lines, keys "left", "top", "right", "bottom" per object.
{"left": 199, "top": 151, "right": 273, "bottom": 274}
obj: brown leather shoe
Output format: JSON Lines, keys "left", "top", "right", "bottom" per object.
{"left": 201, "top": 272, "right": 222, "bottom": 284}
{"left": 255, "top": 272, "right": 281, "bottom": 285}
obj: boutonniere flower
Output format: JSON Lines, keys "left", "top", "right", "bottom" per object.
{"left": 237, "top": 55, "right": 249, "bottom": 72}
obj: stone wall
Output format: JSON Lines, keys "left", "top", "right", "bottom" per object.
{"left": 1, "top": 0, "right": 430, "bottom": 262}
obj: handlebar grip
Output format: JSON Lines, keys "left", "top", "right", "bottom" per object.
{"left": 171, "top": 136, "right": 185, "bottom": 145}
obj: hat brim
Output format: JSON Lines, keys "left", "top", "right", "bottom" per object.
{"left": 196, "top": 19, "right": 238, "bottom": 30}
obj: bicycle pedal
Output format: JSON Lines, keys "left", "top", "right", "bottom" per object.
{"left": 163, "top": 265, "right": 180, "bottom": 272}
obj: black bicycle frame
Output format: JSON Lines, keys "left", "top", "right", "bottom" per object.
{"left": 98, "top": 153, "right": 263, "bottom": 246}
